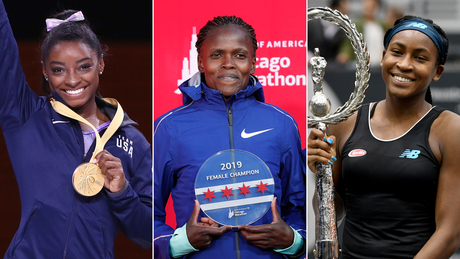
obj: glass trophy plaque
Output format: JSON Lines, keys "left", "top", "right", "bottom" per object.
{"left": 194, "top": 149, "right": 274, "bottom": 226}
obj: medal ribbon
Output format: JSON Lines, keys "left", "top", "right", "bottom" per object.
{"left": 50, "top": 98, "right": 124, "bottom": 162}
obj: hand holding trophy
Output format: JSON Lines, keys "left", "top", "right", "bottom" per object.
{"left": 308, "top": 6, "right": 370, "bottom": 259}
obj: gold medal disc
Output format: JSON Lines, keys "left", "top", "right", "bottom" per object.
{"left": 72, "top": 163, "right": 105, "bottom": 196}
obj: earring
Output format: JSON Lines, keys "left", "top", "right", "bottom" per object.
{"left": 44, "top": 75, "right": 48, "bottom": 81}
{"left": 99, "top": 68, "right": 104, "bottom": 75}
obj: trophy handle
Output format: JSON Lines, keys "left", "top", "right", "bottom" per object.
{"left": 308, "top": 6, "right": 371, "bottom": 259}
{"left": 313, "top": 122, "right": 339, "bottom": 259}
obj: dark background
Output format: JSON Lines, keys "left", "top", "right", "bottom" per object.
{"left": 1, "top": 0, "right": 152, "bottom": 258}
{"left": 3, "top": 0, "right": 151, "bottom": 40}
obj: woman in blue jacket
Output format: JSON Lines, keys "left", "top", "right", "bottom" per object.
{"left": 0, "top": 1, "right": 152, "bottom": 258}
{"left": 154, "top": 16, "right": 306, "bottom": 258}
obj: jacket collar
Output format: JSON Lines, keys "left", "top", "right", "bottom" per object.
{"left": 179, "top": 72, "right": 265, "bottom": 105}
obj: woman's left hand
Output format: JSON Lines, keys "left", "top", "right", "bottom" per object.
{"left": 238, "top": 197, "right": 294, "bottom": 250}
{"left": 94, "top": 150, "right": 126, "bottom": 193}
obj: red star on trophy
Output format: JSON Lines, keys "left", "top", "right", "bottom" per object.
{"left": 221, "top": 186, "right": 234, "bottom": 200}
{"left": 256, "top": 181, "right": 269, "bottom": 195}
{"left": 238, "top": 183, "right": 251, "bottom": 197}
{"left": 203, "top": 188, "right": 216, "bottom": 202}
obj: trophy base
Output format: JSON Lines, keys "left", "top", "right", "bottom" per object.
{"left": 314, "top": 240, "right": 340, "bottom": 259}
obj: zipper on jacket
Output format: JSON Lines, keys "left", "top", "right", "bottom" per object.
{"left": 223, "top": 95, "right": 235, "bottom": 150}
{"left": 222, "top": 94, "right": 240, "bottom": 259}
{"left": 227, "top": 109, "right": 235, "bottom": 150}
{"left": 63, "top": 193, "right": 78, "bottom": 258}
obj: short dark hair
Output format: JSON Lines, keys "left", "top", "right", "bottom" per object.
{"left": 195, "top": 16, "right": 258, "bottom": 56}
{"left": 40, "top": 10, "right": 105, "bottom": 95}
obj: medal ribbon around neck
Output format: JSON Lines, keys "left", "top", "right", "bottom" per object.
{"left": 50, "top": 98, "right": 124, "bottom": 196}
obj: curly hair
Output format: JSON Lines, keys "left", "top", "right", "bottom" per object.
{"left": 195, "top": 16, "right": 258, "bottom": 56}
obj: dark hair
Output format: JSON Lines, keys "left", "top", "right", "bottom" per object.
{"left": 383, "top": 15, "right": 448, "bottom": 104}
{"left": 40, "top": 10, "right": 104, "bottom": 95}
{"left": 195, "top": 16, "right": 258, "bottom": 56}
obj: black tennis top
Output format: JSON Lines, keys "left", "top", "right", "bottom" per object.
{"left": 340, "top": 103, "right": 445, "bottom": 259}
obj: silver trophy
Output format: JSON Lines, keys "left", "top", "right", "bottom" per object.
{"left": 308, "top": 7, "right": 370, "bottom": 259}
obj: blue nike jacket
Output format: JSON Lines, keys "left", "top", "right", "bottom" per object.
{"left": 0, "top": 2, "right": 152, "bottom": 258}
{"left": 154, "top": 72, "right": 306, "bottom": 258}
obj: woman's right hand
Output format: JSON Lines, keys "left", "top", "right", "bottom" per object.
{"left": 307, "top": 128, "right": 337, "bottom": 173}
{"left": 186, "top": 200, "right": 231, "bottom": 250}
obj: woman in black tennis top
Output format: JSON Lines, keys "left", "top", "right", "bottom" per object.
{"left": 308, "top": 15, "right": 460, "bottom": 259}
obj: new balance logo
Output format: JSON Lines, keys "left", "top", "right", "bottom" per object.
{"left": 399, "top": 149, "right": 421, "bottom": 159}
{"left": 404, "top": 22, "right": 427, "bottom": 29}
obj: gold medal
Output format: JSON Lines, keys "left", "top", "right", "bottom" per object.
{"left": 72, "top": 163, "right": 105, "bottom": 196}
{"left": 51, "top": 98, "right": 124, "bottom": 197}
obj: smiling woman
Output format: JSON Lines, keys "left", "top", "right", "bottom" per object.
{"left": 308, "top": 15, "right": 460, "bottom": 259}
{"left": 0, "top": 1, "right": 152, "bottom": 258}
{"left": 43, "top": 41, "right": 107, "bottom": 128}
{"left": 382, "top": 29, "right": 444, "bottom": 105}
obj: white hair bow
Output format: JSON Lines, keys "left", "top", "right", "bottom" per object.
{"left": 45, "top": 11, "right": 85, "bottom": 32}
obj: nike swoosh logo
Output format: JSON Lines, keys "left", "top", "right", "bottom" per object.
{"left": 241, "top": 128, "right": 274, "bottom": 138}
